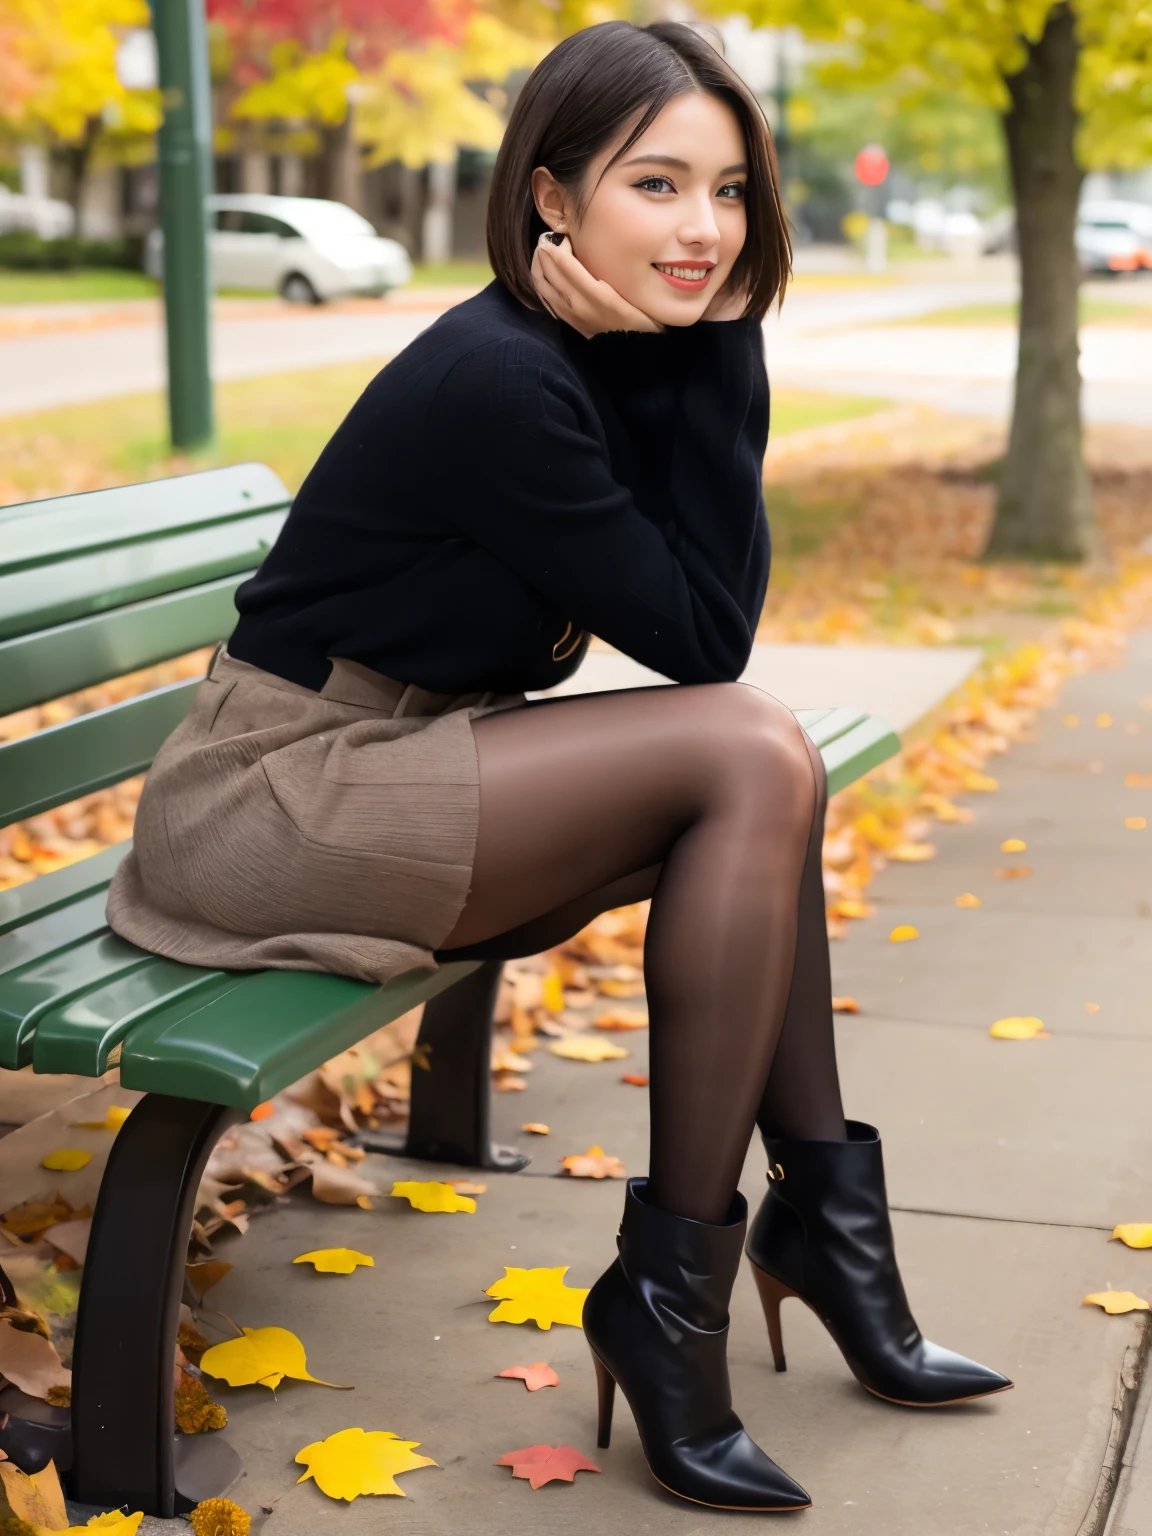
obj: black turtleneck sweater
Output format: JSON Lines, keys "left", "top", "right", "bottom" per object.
{"left": 229, "top": 278, "right": 771, "bottom": 695}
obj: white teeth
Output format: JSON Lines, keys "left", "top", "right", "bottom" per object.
{"left": 656, "top": 264, "right": 709, "bottom": 281}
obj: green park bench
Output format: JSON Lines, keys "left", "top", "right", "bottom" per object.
{"left": 0, "top": 463, "right": 900, "bottom": 1516}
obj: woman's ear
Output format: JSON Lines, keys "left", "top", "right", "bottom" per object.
{"left": 530, "top": 165, "right": 572, "bottom": 235}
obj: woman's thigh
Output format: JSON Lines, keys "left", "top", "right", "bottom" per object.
{"left": 441, "top": 681, "right": 813, "bottom": 949}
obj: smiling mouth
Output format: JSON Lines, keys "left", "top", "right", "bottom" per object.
{"left": 653, "top": 262, "right": 713, "bottom": 290}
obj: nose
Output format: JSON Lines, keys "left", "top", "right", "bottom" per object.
{"left": 676, "top": 187, "right": 721, "bottom": 251}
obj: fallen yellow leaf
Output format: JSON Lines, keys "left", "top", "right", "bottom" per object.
{"left": 294, "top": 1248, "right": 375, "bottom": 1274}
{"left": 69, "top": 1105, "right": 133, "bottom": 1132}
{"left": 548, "top": 1036, "right": 629, "bottom": 1062}
{"left": 521, "top": 1123, "right": 551, "bottom": 1135}
{"left": 963, "top": 771, "right": 999, "bottom": 792}
{"left": 955, "top": 893, "right": 982, "bottom": 908}
{"left": 888, "top": 843, "right": 936, "bottom": 863}
{"left": 889, "top": 926, "right": 919, "bottom": 943}
{"left": 541, "top": 969, "right": 565, "bottom": 1014}
{"left": 295, "top": 1427, "right": 436, "bottom": 1500}
{"left": 1084, "top": 1290, "right": 1149, "bottom": 1314}
{"left": 1096, "top": 714, "right": 1113, "bottom": 728}
{"left": 1000, "top": 839, "right": 1027, "bottom": 853}
{"left": 199, "top": 1325, "right": 347, "bottom": 1390}
{"left": 0, "top": 1458, "right": 68, "bottom": 1531}
{"left": 485, "top": 1266, "right": 589, "bottom": 1329}
{"left": 390, "top": 1181, "right": 476, "bottom": 1214}
{"left": 1125, "top": 774, "right": 1152, "bottom": 788}
{"left": 831, "top": 996, "right": 860, "bottom": 1013}
{"left": 830, "top": 898, "right": 875, "bottom": 920}
{"left": 989, "top": 1016, "right": 1048, "bottom": 1040}
{"left": 40, "top": 1150, "right": 92, "bottom": 1172}
{"left": 1086, "top": 1002, "right": 1100, "bottom": 1014}
{"left": 80, "top": 1514, "right": 145, "bottom": 1533}
{"left": 1064, "top": 714, "right": 1079, "bottom": 727}
{"left": 1111, "top": 1225, "right": 1152, "bottom": 1249}
{"left": 1125, "top": 816, "right": 1147, "bottom": 830}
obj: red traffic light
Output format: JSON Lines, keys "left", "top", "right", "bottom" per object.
{"left": 855, "top": 144, "right": 890, "bottom": 187}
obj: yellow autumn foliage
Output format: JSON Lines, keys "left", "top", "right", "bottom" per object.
{"left": 485, "top": 1266, "right": 588, "bottom": 1329}
{"left": 295, "top": 1427, "right": 437, "bottom": 1500}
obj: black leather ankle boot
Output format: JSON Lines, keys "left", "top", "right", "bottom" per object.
{"left": 583, "top": 1177, "right": 810, "bottom": 1511}
{"left": 746, "top": 1122, "right": 1012, "bottom": 1406}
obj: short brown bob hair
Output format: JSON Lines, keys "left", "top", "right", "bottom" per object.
{"left": 487, "top": 20, "right": 791, "bottom": 322}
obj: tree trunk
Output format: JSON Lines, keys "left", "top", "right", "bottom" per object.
{"left": 320, "top": 114, "right": 362, "bottom": 210}
{"left": 63, "top": 116, "right": 101, "bottom": 238}
{"left": 984, "top": 3, "right": 1101, "bottom": 563}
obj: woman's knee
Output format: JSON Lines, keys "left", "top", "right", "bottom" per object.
{"left": 701, "top": 683, "right": 816, "bottom": 802}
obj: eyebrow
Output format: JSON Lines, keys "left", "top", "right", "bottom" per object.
{"left": 620, "top": 154, "right": 748, "bottom": 175}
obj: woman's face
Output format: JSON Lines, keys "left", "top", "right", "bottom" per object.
{"left": 534, "top": 91, "right": 749, "bottom": 327}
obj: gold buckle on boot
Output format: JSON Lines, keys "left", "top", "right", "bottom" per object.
{"left": 766, "top": 1162, "right": 785, "bottom": 1182}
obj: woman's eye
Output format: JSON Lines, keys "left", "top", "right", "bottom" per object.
{"left": 635, "top": 176, "right": 675, "bottom": 194}
{"left": 717, "top": 181, "right": 746, "bottom": 200}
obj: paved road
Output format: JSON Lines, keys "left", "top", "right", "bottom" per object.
{"left": 1, "top": 266, "right": 1150, "bottom": 423}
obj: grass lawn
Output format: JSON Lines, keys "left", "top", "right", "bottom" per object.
{"left": 0, "top": 268, "right": 160, "bottom": 305}
{"left": 887, "top": 298, "right": 1152, "bottom": 327}
{"left": 0, "top": 366, "right": 891, "bottom": 506}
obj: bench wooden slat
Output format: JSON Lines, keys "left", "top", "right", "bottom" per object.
{"left": 0, "top": 463, "right": 290, "bottom": 570}
{"left": 0, "top": 846, "right": 127, "bottom": 938}
{"left": 820, "top": 714, "right": 902, "bottom": 797}
{"left": 117, "top": 961, "right": 482, "bottom": 1108}
{"left": 0, "top": 577, "right": 244, "bottom": 718}
{"left": 0, "top": 680, "right": 200, "bottom": 824}
{"left": 33, "top": 959, "right": 229, "bottom": 1077}
{"left": 0, "top": 930, "right": 155, "bottom": 1069}
{"left": 0, "top": 512, "right": 286, "bottom": 644}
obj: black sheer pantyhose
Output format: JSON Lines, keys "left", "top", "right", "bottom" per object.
{"left": 436, "top": 684, "right": 845, "bottom": 1224}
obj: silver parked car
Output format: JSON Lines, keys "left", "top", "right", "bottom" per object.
{"left": 145, "top": 193, "right": 412, "bottom": 301}
{"left": 1076, "top": 200, "right": 1152, "bottom": 276}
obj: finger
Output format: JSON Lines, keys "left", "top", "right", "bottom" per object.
{"left": 531, "top": 249, "right": 567, "bottom": 319}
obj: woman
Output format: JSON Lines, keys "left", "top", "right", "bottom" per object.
{"left": 108, "top": 20, "right": 1010, "bottom": 1512}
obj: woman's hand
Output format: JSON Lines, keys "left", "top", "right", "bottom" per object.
{"left": 531, "top": 233, "right": 663, "bottom": 338}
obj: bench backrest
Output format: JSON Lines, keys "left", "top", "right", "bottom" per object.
{"left": 0, "top": 463, "right": 291, "bottom": 828}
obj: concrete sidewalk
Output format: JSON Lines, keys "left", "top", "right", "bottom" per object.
{"left": 118, "top": 629, "right": 1152, "bottom": 1536}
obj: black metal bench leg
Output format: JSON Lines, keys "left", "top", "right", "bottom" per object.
{"left": 357, "top": 960, "right": 529, "bottom": 1171}
{"left": 70, "top": 1094, "right": 245, "bottom": 1517}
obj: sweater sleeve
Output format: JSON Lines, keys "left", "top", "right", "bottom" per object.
{"left": 584, "top": 316, "right": 770, "bottom": 631}
{"left": 433, "top": 330, "right": 769, "bottom": 686}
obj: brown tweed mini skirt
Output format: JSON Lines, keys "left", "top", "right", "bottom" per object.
{"left": 106, "top": 648, "right": 525, "bottom": 985}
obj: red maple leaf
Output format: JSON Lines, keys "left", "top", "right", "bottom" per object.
{"left": 496, "top": 1444, "right": 601, "bottom": 1489}
{"left": 496, "top": 1362, "right": 560, "bottom": 1392}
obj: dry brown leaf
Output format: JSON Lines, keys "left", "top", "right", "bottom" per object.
{"left": 0, "top": 1457, "right": 68, "bottom": 1530}
{"left": 593, "top": 1008, "right": 648, "bottom": 1031}
{"left": 186, "top": 1261, "right": 233, "bottom": 1298}
{"left": 548, "top": 1036, "right": 629, "bottom": 1063}
{"left": 41, "top": 1217, "right": 90, "bottom": 1266}
{"left": 0, "top": 1319, "right": 70, "bottom": 1399}
{"left": 300, "top": 1153, "right": 377, "bottom": 1207}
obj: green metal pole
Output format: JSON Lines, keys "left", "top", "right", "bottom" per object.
{"left": 152, "top": 0, "right": 214, "bottom": 452}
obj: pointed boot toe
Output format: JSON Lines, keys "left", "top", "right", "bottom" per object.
{"left": 749, "top": 1122, "right": 1012, "bottom": 1408}
{"left": 585, "top": 1179, "right": 809, "bottom": 1511}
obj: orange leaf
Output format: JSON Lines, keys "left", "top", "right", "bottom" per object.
{"left": 521, "top": 1123, "right": 551, "bottom": 1135}
{"left": 1125, "top": 774, "right": 1152, "bottom": 788}
{"left": 249, "top": 1102, "right": 275, "bottom": 1122}
{"left": 495, "top": 1444, "right": 601, "bottom": 1489}
{"left": 560, "top": 1144, "right": 626, "bottom": 1180}
{"left": 955, "top": 892, "right": 982, "bottom": 908}
{"left": 620, "top": 1073, "right": 648, "bottom": 1087}
{"left": 831, "top": 996, "right": 859, "bottom": 1014}
{"left": 1125, "top": 816, "right": 1147, "bottom": 831}
{"left": 497, "top": 1362, "right": 560, "bottom": 1392}
{"left": 593, "top": 1009, "right": 648, "bottom": 1032}
{"left": 996, "top": 866, "right": 1033, "bottom": 880}
{"left": 830, "top": 898, "right": 875, "bottom": 920}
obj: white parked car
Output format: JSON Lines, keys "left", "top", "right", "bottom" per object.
{"left": 0, "top": 186, "right": 75, "bottom": 239}
{"left": 1076, "top": 200, "right": 1152, "bottom": 275}
{"left": 144, "top": 193, "right": 412, "bottom": 301}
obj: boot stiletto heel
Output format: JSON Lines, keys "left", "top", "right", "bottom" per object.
{"left": 592, "top": 1352, "right": 616, "bottom": 1448}
{"left": 583, "top": 1178, "right": 810, "bottom": 1511}
{"left": 750, "top": 1266, "right": 795, "bottom": 1373}
{"left": 746, "top": 1121, "right": 1013, "bottom": 1407}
